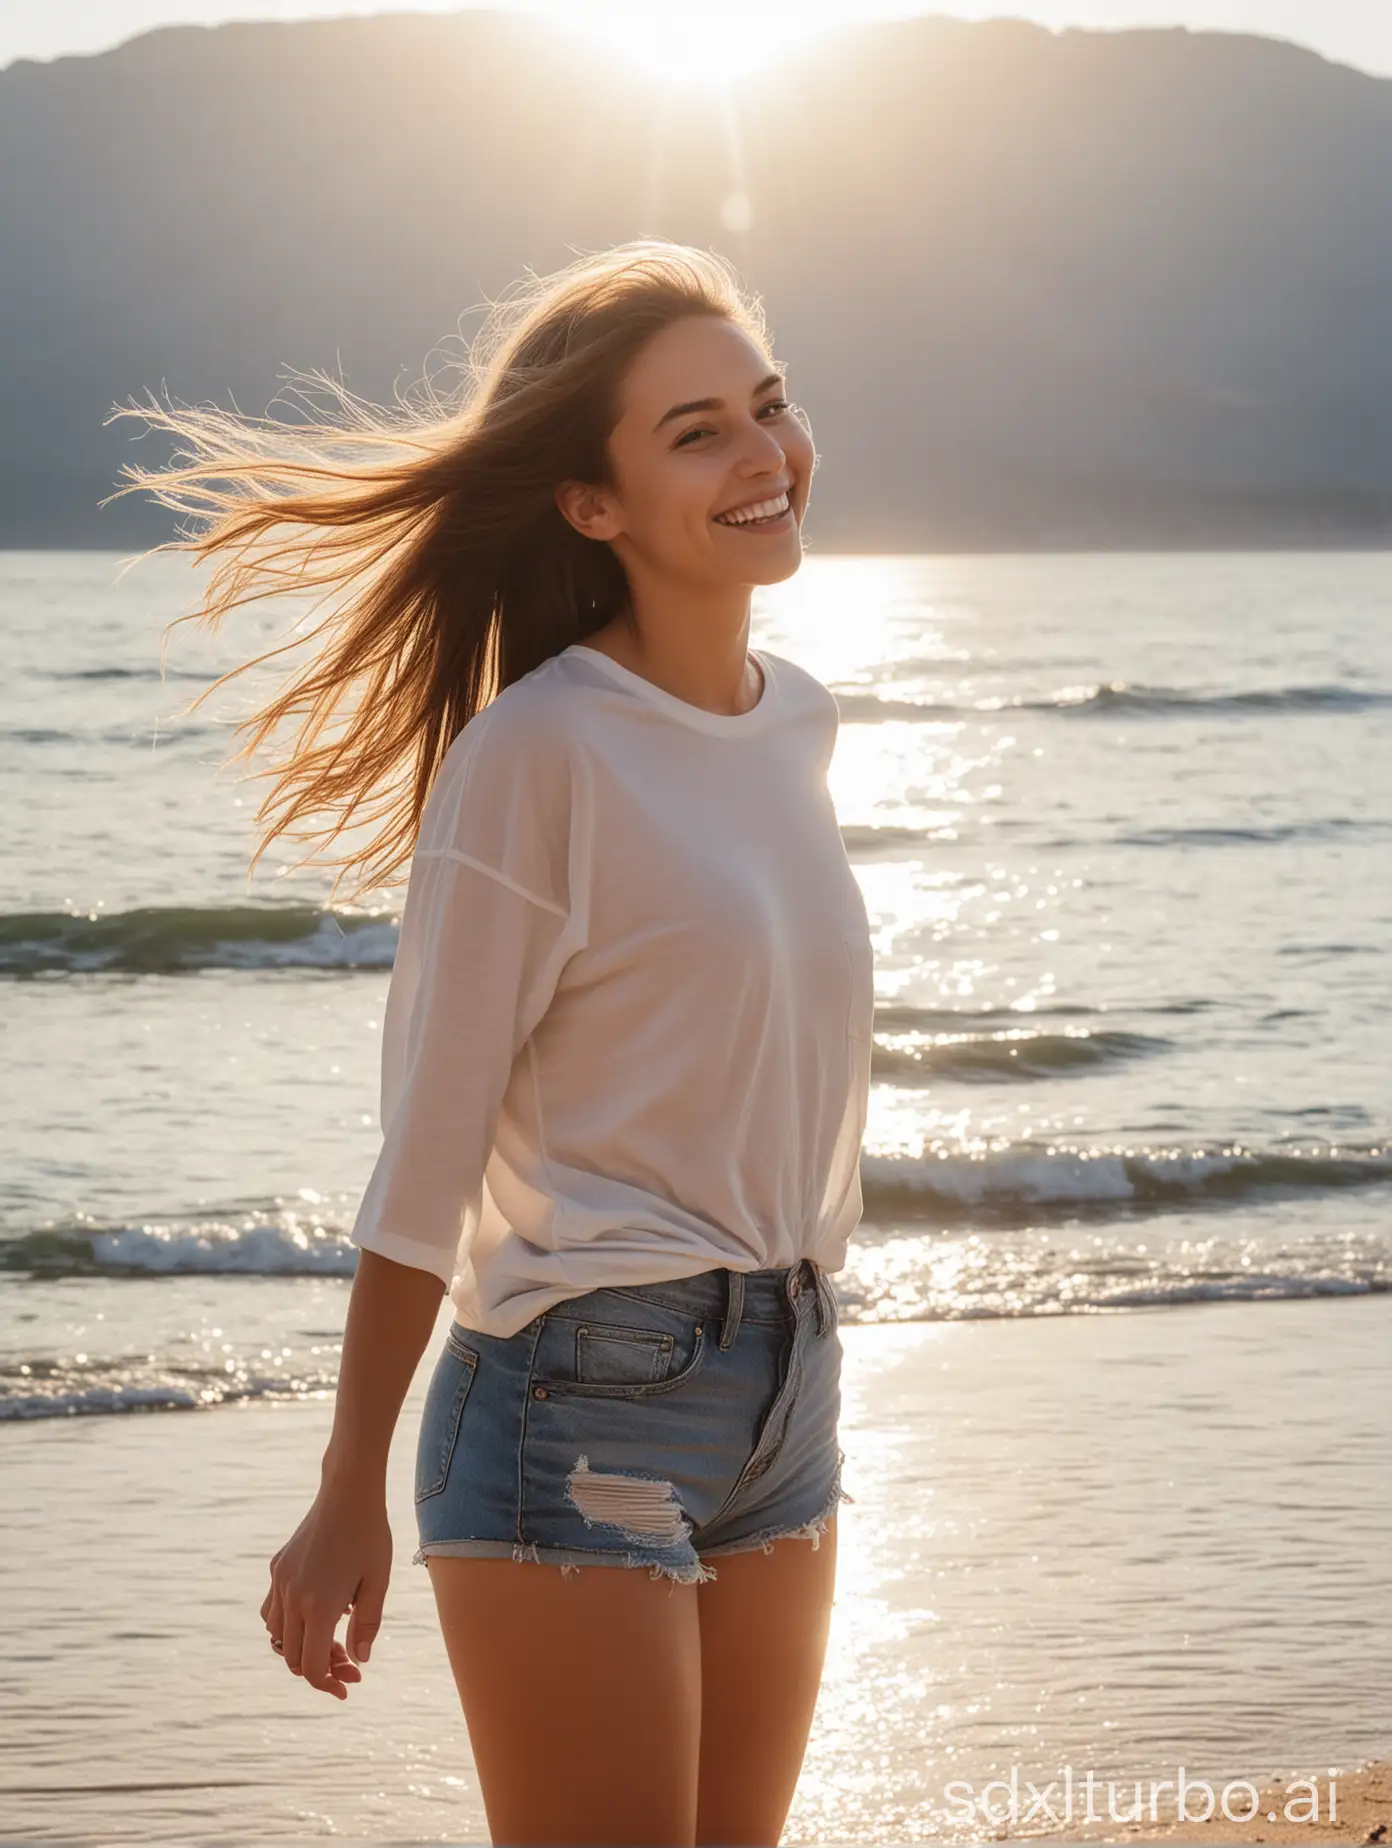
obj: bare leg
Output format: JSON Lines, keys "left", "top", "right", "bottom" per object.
{"left": 694, "top": 1514, "right": 839, "bottom": 1846}
{"left": 426, "top": 1556, "right": 703, "bottom": 1847}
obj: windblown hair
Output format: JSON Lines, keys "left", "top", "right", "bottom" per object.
{"left": 106, "top": 240, "right": 769, "bottom": 903}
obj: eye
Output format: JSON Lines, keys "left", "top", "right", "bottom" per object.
{"left": 673, "top": 400, "right": 794, "bottom": 448}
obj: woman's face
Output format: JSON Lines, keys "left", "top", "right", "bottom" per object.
{"left": 559, "top": 313, "right": 816, "bottom": 593}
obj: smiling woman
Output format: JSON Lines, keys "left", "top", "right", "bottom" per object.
{"left": 107, "top": 236, "right": 870, "bottom": 1848}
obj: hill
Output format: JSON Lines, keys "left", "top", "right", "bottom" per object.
{"left": 2, "top": 9, "right": 1390, "bottom": 548}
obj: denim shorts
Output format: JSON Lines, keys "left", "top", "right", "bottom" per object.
{"left": 412, "top": 1258, "right": 851, "bottom": 1586}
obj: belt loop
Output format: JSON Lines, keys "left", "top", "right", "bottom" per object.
{"left": 718, "top": 1268, "right": 744, "bottom": 1350}
{"left": 810, "top": 1260, "right": 832, "bottom": 1337}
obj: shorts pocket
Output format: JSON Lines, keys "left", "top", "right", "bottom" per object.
{"left": 415, "top": 1326, "right": 479, "bottom": 1503}
{"left": 577, "top": 1321, "right": 675, "bottom": 1385}
{"left": 532, "top": 1313, "right": 708, "bottom": 1400}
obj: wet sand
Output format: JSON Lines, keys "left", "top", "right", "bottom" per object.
{"left": 1021, "top": 1757, "right": 1392, "bottom": 1844}
{"left": 3, "top": 1291, "right": 1389, "bottom": 1844}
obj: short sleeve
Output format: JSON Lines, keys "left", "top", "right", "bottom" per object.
{"left": 348, "top": 700, "right": 587, "bottom": 1285}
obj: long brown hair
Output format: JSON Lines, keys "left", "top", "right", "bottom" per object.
{"left": 105, "top": 240, "right": 770, "bottom": 903}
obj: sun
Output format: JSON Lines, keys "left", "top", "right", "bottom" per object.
{"left": 562, "top": 0, "right": 857, "bottom": 84}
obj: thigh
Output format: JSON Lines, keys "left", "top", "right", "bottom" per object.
{"left": 427, "top": 1555, "right": 703, "bottom": 1848}
{"left": 694, "top": 1515, "right": 839, "bottom": 1847}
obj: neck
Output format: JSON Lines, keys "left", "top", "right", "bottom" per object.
{"left": 584, "top": 579, "right": 759, "bottom": 717}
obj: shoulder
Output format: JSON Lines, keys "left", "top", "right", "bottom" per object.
{"left": 417, "top": 656, "right": 588, "bottom": 867}
{"left": 760, "top": 648, "right": 841, "bottom": 764}
{"left": 761, "top": 647, "right": 838, "bottom": 716}
{"left": 436, "top": 657, "right": 581, "bottom": 792}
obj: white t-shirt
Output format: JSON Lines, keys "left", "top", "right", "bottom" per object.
{"left": 349, "top": 640, "right": 874, "bottom": 1340}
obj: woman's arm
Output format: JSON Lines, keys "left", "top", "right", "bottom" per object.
{"left": 260, "top": 701, "right": 584, "bottom": 1702}
{"left": 321, "top": 1248, "right": 445, "bottom": 1500}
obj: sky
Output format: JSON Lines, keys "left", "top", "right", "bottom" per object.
{"left": 2, "top": 0, "right": 1389, "bottom": 81}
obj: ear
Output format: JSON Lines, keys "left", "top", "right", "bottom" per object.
{"left": 555, "top": 479, "right": 622, "bottom": 542}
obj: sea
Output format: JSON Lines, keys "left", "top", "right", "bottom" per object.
{"left": 2, "top": 547, "right": 1389, "bottom": 1424}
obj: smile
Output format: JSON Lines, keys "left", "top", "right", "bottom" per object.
{"left": 713, "top": 489, "right": 793, "bottom": 530}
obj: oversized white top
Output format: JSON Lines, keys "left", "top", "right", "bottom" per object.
{"left": 349, "top": 641, "right": 874, "bottom": 1340}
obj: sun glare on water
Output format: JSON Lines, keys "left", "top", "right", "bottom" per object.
{"left": 563, "top": 0, "right": 871, "bottom": 83}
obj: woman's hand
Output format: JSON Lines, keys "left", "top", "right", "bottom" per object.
{"left": 260, "top": 1247, "right": 446, "bottom": 1697}
{"left": 260, "top": 1480, "right": 392, "bottom": 1699}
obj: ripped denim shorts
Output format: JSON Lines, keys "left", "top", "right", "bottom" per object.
{"left": 412, "top": 1258, "right": 851, "bottom": 1586}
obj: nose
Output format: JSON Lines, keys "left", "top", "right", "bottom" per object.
{"left": 733, "top": 417, "right": 788, "bottom": 478}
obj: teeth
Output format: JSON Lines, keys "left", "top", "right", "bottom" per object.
{"left": 715, "top": 490, "right": 790, "bottom": 526}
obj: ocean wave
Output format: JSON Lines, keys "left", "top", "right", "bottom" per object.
{"left": 871, "top": 1026, "right": 1168, "bottom": 1083}
{"left": 832, "top": 682, "right": 1392, "bottom": 722}
{"left": 1109, "top": 818, "right": 1384, "bottom": 848}
{"left": 0, "top": 721, "right": 217, "bottom": 746}
{"left": 0, "top": 1207, "right": 358, "bottom": 1280}
{"left": 834, "top": 1222, "right": 1390, "bottom": 1323}
{"left": 0, "top": 904, "right": 398, "bottom": 975}
{"left": 845, "top": 818, "right": 1386, "bottom": 854}
{"left": 840, "top": 825, "right": 944, "bottom": 855}
{"left": 4, "top": 1139, "right": 1390, "bottom": 1292}
{"left": 5, "top": 1216, "right": 1386, "bottom": 1419}
{"left": 0, "top": 1352, "right": 340, "bottom": 1422}
{"left": 870, "top": 1000, "right": 1204, "bottom": 1029}
{"left": 48, "top": 665, "right": 217, "bottom": 684}
{"left": 859, "top": 1139, "right": 1392, "bottom": 1225}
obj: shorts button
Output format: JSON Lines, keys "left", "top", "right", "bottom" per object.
{"left": 533, "top": 1387, "right": 548, "bottom": 1399}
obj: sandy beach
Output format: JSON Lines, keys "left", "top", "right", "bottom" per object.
{"left": 4, "top": 1288, "right": 1389, "bottom": 1845}
{"left": 1025, "top": 1759, "right": 1392, "bottom": 1845}
{"left": 1016, "top": 1761, "right": 1392, "bottom": 1845}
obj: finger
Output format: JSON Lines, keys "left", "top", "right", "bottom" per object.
{"left": 281, "top": 1601, "right": 306, "bottom": 1678}
{"left": 262, "top": 1577, "right": 285, "bottom": 1644}
{"left": 300, "top": 1604, "right": 346, "bottom": 1699}
{"left": 345, "top": 1572, "right": 387, "bottom": 1665}
{"left": 330, "top": 1640, "right": 362, "bottom": 1685}
{"left": 260, "top": 1550, "right": 283, "bottom": 1628}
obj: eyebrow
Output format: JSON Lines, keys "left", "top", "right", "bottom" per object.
{"left": 652, "top": 370, "right": 787, "bottom": 434}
